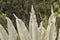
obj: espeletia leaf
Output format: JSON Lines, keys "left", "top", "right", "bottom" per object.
{"left": 38, "top": 21, "right": 46, "bottom": 40}
{"left": 14, "top": 14, "right": 31, "bottom": 40}
{"left": 29, "top": 5, "right": 38, "bottom": 40}
{"left": 0, "top": 24, "right": 8, "bottom": 40}
{"left": 0, "top": 32, "right": 4, "bottom": 40}
{"left": 48, "top": 5, "right": 56, "bottom": 24}
{"left": 46, "top": 6, "right": 57, "bottom": 40}
{"left": 6, "top": 17, "right": 17, "bottom": 40}
{"left": 58, "top": 29, "right": 60, "bottom": 40}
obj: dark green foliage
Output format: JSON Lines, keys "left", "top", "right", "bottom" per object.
{"left": 0, "top": 0, "right": 60, "bottom": 28}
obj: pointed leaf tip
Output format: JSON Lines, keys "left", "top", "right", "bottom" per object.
{"left": 6, "top": 16, "right": 17, "bottom": 40}
{"left": 31, "top": 5, "right": 35, "bottom": 12}
{"left": 13, "top": 14, "right": 18, "bottom": 19}
{"left": 5, "top": 17, "right": 9, "bottom": 20}
{"left": 51, "top": 5, "right": 54, "bottom": 14}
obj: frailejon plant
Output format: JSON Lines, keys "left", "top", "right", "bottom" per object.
{"left": 0, "top": 5, "right": 60, "bottom": 40}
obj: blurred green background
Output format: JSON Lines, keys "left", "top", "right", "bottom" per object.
{"left": 0, "top": 0, "right": 60, "bottom": 29}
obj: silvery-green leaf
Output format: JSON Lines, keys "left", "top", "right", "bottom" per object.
{"left": 29, "top": 5, "right": 38, "bottom": 40}
{"left": 38, "top": 21, "right": 46, "bottom": 40}
{"left": 58, "top": 29, "right": 60, "bottom": 40}
{"left": 46, "top": 6, "right": 57, "bottom": 40}
{"left": 0, "top": 24, "right": 8, "bottom": 40}
{"left": 49, "top": 24, "right": 57, "bottom": 40}
{"left": 0, "top": 32, "right": 4, "bottom": 40}
{"left": 48, "top": 6, "right": 56, "bottom": 24}
{"left": 14, "top": 14, "right": 31, "bottom": 40}
{"left": 46, "top": 23, "right": 51, "bottom": 40}
{"left": 6, "top": 17, "right": 17, "bottom": 40}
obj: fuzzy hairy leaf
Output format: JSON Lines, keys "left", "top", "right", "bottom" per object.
{"left": 0, "top": 32, "right": 4, "bottom": 40}
{"left": 38, "top": 21, "right": 46, "bottom": 40}
{"left": 29, "top": 5, "right": 38, "bottom": 40}
{"left": 6, "top": 17, "right": 17, "bottom": 40}
{"left": 58, "top": 29, "right": 60, "bottom": 40}
{"left": 14, "top": 14, "right": 31, "bottom": 40}
{"left": 46, "top": 6, "right": 57, "bottom": 40}
{"left": 0, "top": 24, "right": 8, "bottom": 40}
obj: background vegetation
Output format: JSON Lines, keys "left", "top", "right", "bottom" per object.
{"left": 0, "top": 0, "right": 60, "bottom": 29}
